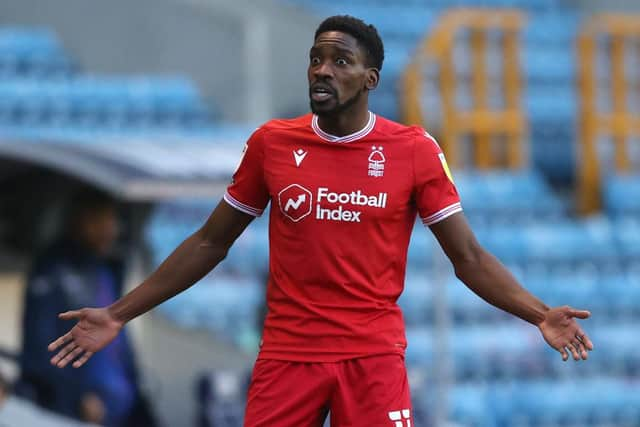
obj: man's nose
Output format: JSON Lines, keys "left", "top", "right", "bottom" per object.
{"left": 313, "top": 61, "right": 334, "bottom": 79}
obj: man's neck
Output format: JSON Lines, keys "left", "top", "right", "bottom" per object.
{"left": 316, "top": 107, "right": 370, "bottom": 137}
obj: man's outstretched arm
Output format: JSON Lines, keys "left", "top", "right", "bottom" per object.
{"left": 48, "top": 200, "right": 255, "bottom": 368}
{"left": 429, "top": 212, "right": 594, "bottom": 362}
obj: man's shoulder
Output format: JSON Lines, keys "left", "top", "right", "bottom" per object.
{"left": 373, "top": 114, "right": 429, "bottom": 141}
{"left": 376, "top": 116, "right": 443, "bottom": 155}
{"left": 259, "top": 114, "right": 313, "bottom": 134}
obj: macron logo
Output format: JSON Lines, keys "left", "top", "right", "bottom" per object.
{"left": 293, "top": 149, "right": 308, "bottom": 167}
{"left": 285, "top": 194, "right": 306, "bottom": 211}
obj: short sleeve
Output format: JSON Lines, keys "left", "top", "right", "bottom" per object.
{"left": 224, "top": 127, "right": 270, "bottom": 216}
{"left": 413, "top": 130, "right": 462, "bottom": 226}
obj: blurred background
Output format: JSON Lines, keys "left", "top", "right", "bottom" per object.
{"left": 0, "top": 0, "right": 638, "bottom": 426}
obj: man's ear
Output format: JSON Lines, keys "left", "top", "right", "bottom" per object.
{"left": 365, "top": 68, "right": 380, "bottom": 91}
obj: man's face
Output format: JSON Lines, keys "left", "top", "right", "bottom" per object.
{"left": 308, "top": 31, "right": 378, "bottom": 116}
{"left": 78, "top": 208, "right": 119, "bottom": 257}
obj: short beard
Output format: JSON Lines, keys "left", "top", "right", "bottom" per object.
{"left": 310, "top": 89, "right": 363, "bottom": 117}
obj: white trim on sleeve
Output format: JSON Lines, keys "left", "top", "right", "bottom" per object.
{"left": 421, "top": 202, "right": 462, "bottom": 226}
{"left": 223, "top": 191, "right": 264, "bottom": 217}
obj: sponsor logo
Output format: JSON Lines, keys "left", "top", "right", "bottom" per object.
{"left": 278, "top": 184, "right": 313, "bottom": 222}
{"left": 388, "top": 409, "right": 411, "bottom": 427}
{"left": 368, "top": 145, "right": 385, "bottom": 177}
{"left": 278, "top": 185, "right": 388, "bottom": 223}
{"left": 315, "top": 187, "right": 387, "bottom": 223}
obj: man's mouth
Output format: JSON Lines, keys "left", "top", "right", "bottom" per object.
{"left": 310, "top": 83, "right": 336, "bottom": 102}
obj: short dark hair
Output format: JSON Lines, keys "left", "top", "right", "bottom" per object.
{"left": 68, "top": 188, "right": 117, "bottom": 225}
{"left": 314, "top": 15, "right": 384, "bottom": 71}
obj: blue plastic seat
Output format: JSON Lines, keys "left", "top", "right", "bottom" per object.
{"left": 398, "top": 272, "right": 433, "bottom": 324}
{"left": 603, "top": 174, "right": 640, "bottom": 216}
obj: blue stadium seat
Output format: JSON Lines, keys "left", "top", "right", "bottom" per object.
{"left": 522, "top": 12, "right": 581, "bottom": 45}
{"left": 398, "top": 272, "right": 433, "bottom": 324}
{"left": 448, "top": 384, "right": 496, "bottom": 427}
{"left": 603, "top": 174, "right": 640, "bottom": 216}
{"left": 159, "top": 275, "right": 263, "bottom": 350}
{"left": 0, "top": 28, "right": 73, "bottom": 78}
{"left": 522, "top": 46, "right": 576, "bottom": 83}
{"left": 404, "top": 326, "right": 434, "bottom": 365}
{"left": 454, "top": 170, "right": 566, "bottom": 223}
{"left": 0, "top": 75, "right": 215, "bottom": 136}
{"left": 612, "top": 217, "right": 640, "bottom": 260}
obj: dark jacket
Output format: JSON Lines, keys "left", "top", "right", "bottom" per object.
{"left": 19, "top": 239, "right": 156, "bottom": 427}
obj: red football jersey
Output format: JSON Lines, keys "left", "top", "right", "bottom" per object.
{"left": 224, "top": 112, "right": 461, "bottom": 362}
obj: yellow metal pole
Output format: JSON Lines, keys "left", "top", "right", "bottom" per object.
{"left": 471, "top": 28, "right": 491, "bottom": 169}
{"left": 441, "top": 46, "right": 459, "bottom": 168}
{"left": 610, "top": 35, "right": 631, "bottom": 172}
{"left": 401, "top": 62, "right": 424, "bottom": 126}
{"left": 504, "top": 29, "right": 524, "bottom": 169}
{"left": 577, "top": 33, "right": 600, "bottom": 214}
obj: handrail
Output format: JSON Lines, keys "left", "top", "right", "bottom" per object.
{"left": 577, "top": 13, "right": 640, "bottom": 214}
{"left": 401, "top": 9, "right": 527, "bottom": 170}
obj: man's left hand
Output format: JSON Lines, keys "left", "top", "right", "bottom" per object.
{"left": 538, "top": 306, "right": 593, "bottom": 361}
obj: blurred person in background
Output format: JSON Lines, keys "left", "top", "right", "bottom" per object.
{"left": 49, "top": 16, "right": 593, "bottom": 427}
{"left": 19, "top": 189, "right": 155, "bottom": 427}
{"left": 0, "top": 371, "right": 7, "bottom": 408}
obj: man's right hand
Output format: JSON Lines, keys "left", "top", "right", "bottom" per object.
{"left": 48, "top": 308, "right": 123, "bottom": 368}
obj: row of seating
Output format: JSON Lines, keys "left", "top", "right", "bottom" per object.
{"left": 0, "top": 27, "right": 217, "bottom": 136}
{"left": 148, "top": 217, "right": 639, "bottom": 278}
{"left": 410, "top": 378, "right": 640, "bottom": 427}
{"left": 0, "top": 28, "right": 74, "bottom": 79}
{"left": 0, "top": 78, "right": 213, "bottom": 130}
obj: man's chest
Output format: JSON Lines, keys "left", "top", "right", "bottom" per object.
{"left": 262, "top": 138, "right": 415, "bottom": 224}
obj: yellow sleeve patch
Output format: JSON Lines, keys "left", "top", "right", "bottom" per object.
{"left": 438, "top": 152, "right": 455, "bottom": 184}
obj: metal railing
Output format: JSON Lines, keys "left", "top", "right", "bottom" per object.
{"left": 401, "top": 9, "right": 527, "bottom": 170}
{"left": 577, "top": 13, "right": 640, "bottom": 214}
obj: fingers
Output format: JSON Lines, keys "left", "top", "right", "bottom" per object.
{"left": 57, "top": 346, "right": 84, "bottom": 368}
{"left": 48, "top": 332, "right": 73, "bottom": 352}
{"left": 59, "top": 310, "right": 83, "bottom": 320}
{"left": 558, "top": 331, "right": 592, "bottom": 362}
{"left": 73, "top": 352, "right": 94, "bottom": 368}
{"left": 575, "top": 340, "right": 588, "bottom": 360}
{"left": 50, "top": 339, "right": 93, "bottom": 369}
{"left": 568, "top": 308, "right": 591, "bottom": 319}
{"left": 50, "top": 341, "right": 77, "bottom": 367}
{"left": 576, "top": 330, "right": 594, "bottom": 351}
{"left": 565, "top": 342, "right": 581, "bottom": 361}
{"left": 567, "top": 339, "right": 588, "bottom": 361}
{"left": 558, "top": 347, "right": 569, "bottom": 361}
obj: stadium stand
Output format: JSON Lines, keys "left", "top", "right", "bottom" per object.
{"left": 1, "top": 2, "right": 638, "bottom": 425}
{"left": 0, "top": 28, "right": 217, "bottom": 142}
{"left": 143, "top": 2, "right": 640, "bottom": 426}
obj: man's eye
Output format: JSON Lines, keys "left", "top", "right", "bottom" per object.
{"left": 336, "top": 58, "right": 348, "bottom": 65}
{"left": 310, "top": 57, "right": 321, "bottom": 65}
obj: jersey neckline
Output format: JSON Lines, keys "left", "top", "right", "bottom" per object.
{"left": 311, "top": 111, "right": 376, "bottom": 143}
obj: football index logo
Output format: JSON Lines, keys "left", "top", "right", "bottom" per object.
{"left": 278, "top": 184, "right": 312, "bottom": 222}
{"left": 278, "top": 184, "right": 388, "bottom": 223}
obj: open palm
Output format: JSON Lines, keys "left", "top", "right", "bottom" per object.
{"left": 538, "top": 305, "right": 593, "bottom": 361}
{"left": 48, "top": 308, "right": 123, "bottom": 368}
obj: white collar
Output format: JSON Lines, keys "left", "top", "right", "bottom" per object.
{"left": 312, "top": 111, "right": 376, "bottom": 143}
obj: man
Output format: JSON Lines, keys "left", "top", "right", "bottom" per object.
{"left": 0, "top": 371, "right": 7, "bottom": 407}
{"left": 49, "top": 16, "right": 593, "bottom": 427}
{"left": 21, "top": 189, "right": 155, "bottom": 427}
